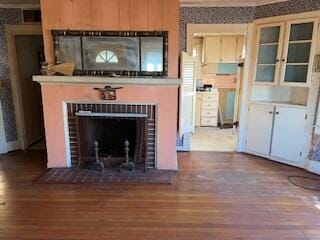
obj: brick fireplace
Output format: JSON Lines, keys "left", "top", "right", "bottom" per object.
{"left": 67, "top": 103, "right": 156, "bottom": 170}
{"left": 33, "top": 76, "right": 180, "bottom": 170}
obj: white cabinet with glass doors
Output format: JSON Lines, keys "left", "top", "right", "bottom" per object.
{"left": 252, "top": 18, "right": 318, "bottom": 87}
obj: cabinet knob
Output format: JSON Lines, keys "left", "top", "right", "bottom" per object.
{"left": 269, "top": 111, "right": 273, "bottom": 114}
{"left": 281, "top": 59, "right": 286, "bottom": 62}
{"left": 276, "top": 111, "right": 279, "bottom": 115}
{"left": 276, "top": 59, "right": 280, "bottom": 62}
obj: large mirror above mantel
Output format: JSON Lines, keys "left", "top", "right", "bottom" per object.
{"left": 52, "top": 30, "right": 168, "bottom": 77}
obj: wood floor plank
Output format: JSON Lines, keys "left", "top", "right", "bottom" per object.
{"left": 0, "top": 150, "right": 319, "bottom": 239}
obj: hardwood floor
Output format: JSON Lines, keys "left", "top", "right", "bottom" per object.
{"left": 0, "top": 150, "right": 320, "bottom": 239}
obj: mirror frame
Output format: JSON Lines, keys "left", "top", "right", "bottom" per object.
{"left": 52, "top": 30, "right": 168, "bottom": 77}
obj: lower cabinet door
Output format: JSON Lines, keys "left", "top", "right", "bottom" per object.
{"left": 247, "top": 104, "right": 275, "bottom": 155}
{"left": 271, "top": 106, "right": 306, "bottom": 164}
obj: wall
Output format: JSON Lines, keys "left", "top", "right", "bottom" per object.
{"left": 180, "top": 7, "right": 254, "bottom": 50}
{"left": 40, "top": 0, "right": 179, "bottom": 78}
{"left": 180, "top": 0, "right": 320, "bottom": 51}
{"left": 0, "top": 8, "right": 20, "bottom": 142}
{"left": 254, "top": 0, "right": 320, "bottom": 19}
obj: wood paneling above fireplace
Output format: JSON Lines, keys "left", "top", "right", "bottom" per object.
{"left": 40, "top": 0, "right": 179, "bottom": 77}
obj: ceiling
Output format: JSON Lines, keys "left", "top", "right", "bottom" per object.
{"left": 0, "top": 0, "right": 288, "bottom": 7}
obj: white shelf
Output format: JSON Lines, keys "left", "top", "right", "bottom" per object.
{"left": 250, "top": 101, "right": 306, "bottom": 109}
{"left": 33, "top": 75, "right": 181, "bottom": 86}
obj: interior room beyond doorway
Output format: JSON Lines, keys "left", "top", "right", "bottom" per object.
{"left": 190, "top": 32, "right": 245, "bottom": 152}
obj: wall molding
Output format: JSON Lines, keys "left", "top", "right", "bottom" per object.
{"left": 0, "top": 4, "right": 40, "bottom": 9}
{"left": 5, "top": 24, "right": 42, "bottom": 150}
{"left": 180, "top": 0, "right": 287, "bottom": 7}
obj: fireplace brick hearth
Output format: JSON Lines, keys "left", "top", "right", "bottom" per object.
{"left": 67, "top": 103, "right": 156, "bottom": 169}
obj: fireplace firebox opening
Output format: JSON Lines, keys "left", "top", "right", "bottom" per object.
{"left": 67, "top": 103, "right": 156, "bottom": 171}
{"left": 76, "top": 116, "right": 147, "bottom": 171}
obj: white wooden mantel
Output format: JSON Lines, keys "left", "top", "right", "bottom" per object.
{"left": 33, "top": 75, "right": 181, "bottom": 86}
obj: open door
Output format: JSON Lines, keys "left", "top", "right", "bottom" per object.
{"left": 179, "top": 52, "right": 196, "bottom": 138}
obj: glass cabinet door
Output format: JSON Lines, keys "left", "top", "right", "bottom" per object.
{"left": 253, "top": 23, "right": 284, "bottom": 85}
{"left": 281, "top": 20, "right": 317, "bottom": 86}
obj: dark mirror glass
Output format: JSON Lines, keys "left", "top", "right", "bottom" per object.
{"left": 141, "top": 37, "right": 163, "bottom": 72}
{"left": 58, "top": 36, "right": 82, "bottom": 69}
{"left": 82, "top": 36, "right": 140, "bottom": 71}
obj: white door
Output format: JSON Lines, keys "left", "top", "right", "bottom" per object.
{"left": 246, "top": 104, "right": 274, "bottom": 155}
{"left": 271, "top": 106, "right": 306, "bottom": 165}
{"left": 179, "top": 52, "right": 196, "bottom": 137}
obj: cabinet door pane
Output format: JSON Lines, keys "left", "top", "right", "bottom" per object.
{"left": 289, "top": 22, "right": 314, "bottom": 41}
{"left": 282, "top": 21, "right": 315, "bottom": 85}
{"left": 254, "top": 25, "right": 282, "bottom": 84}
{"left": 257, "top": 45, "right": 278, "bottom": 64}
{"left": 284, "top": 65, "right": 308, "bottom": 83}
{"left": 256, "top": 65, "right": 276, "bottom": 82}
{"left": 260, "top": 27, "right": 280, "bottom": 44}
{"left": 287, "top": 42, "right": 311, "bottom": 63}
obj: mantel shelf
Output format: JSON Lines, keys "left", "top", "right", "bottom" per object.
{"left": 33, "top": 75, "right": 181, "bottom": 86}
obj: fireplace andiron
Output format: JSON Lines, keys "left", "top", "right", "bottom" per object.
{"left": 89, "top": 140, "right": 105, "bottom": 171}
{"left": 85, "top": 139, "right": 134, "bottom": 172}
{"left": 120, "top": 139, "right": 135, "bottom": 171}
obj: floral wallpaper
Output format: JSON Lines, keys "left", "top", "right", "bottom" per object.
{"left": 254, "top": 0, "right": 320, "bottom": 19}
{"left": 309, "top": 135, "right": 320, "bottom": 161}
{"left": 0, "top": 8, "right": 21, "bottom": 142}
{"left": 180, "top": 7, "right": 255, "bottom": 51}
{"left": 180, "top": 0, "right": 320, "bottom": 51}
{"left": 308, "top": 74, "right": 320, "bottom": 162}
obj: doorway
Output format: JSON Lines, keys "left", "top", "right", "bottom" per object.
{"left": 181, "top": 24, "right": 252, "bottom": 152}
{"left": 6, "top": 25, "right": 45, "bottom": 150}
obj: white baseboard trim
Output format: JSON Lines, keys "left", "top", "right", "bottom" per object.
{"left": 6, "top": 140, "right": 20, "bottom": 152}
{"left": 0, "top": 139, "right": 7, "bottom": 154}
{"left": 306, "top": 160, "right": 320, "bottom": 175}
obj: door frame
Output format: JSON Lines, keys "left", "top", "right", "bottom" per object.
{"left": 5, "top": 24, "right": 42, "bottom": 150}
{"left": 186, "top": 23, "right": 254, "bottom": 152}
